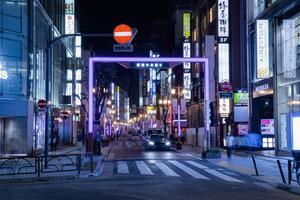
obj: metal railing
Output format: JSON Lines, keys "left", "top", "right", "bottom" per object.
{"left": 248, "top": 153, "right": 300, "bottom": 186}
{"left": 0, "top": 153, "right": 94, "bottom": 179}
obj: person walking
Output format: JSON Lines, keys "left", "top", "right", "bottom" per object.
{"left": 226, "top": 131, "right": 234, "bottom": 159}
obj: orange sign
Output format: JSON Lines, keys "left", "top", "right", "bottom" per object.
{"left": 113, "top": 24, "right": 133, "bottom": 44}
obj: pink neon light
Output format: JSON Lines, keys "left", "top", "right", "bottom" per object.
{"left": 88, "top": 57, "right": 208, "bottom": 134}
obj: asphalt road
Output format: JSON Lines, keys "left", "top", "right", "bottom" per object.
{"left": 1, "top": 135, "right": 299, "bottom": 200}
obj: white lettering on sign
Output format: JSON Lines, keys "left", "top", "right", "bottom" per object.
{"left": 255, "top": 83, "right": 269, "bottom": 92}
{"left": 0, "top": 64, "right": 8, "bottom": 80}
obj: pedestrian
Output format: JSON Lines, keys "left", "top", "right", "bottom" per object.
{"left": 226, "top": 132, "right": 234, "bottom": 159}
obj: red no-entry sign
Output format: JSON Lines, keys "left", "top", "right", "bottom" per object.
{"left": 113, "top": 24, "right": 133, "bottom": 44}
{"left": 38, "top": 99, "right": 47, "bottom": 109}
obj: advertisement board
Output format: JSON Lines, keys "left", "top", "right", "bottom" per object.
{"left": 238, "top": 124, "right": 248, "bottom": 136}
{"left": 256, "top": 20, "right": 270, "bottom": 79}
{"left": 261, "top": 119, "right": 274, "bottom": 135}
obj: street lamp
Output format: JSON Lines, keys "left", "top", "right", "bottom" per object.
{"left": 158, "top": 97, "right": 171, "bottom": 135}
{"left": 171, "top": 87, "right": 183, "bottom": 139}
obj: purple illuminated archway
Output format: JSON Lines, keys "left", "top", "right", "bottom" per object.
{"left": 88, "top": 57, "right": 210, "bottom": 147}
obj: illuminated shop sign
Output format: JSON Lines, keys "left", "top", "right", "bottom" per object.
{"left": 183, "top": 12, "right": 191, "bottom": 100}
{"left": 218, "top": 0, "right": 230, "bottom": 84}
{"left": 233, "top": 92, "right": 248, "bottom": 106}
{"left": 65, "top": 0, "right": 75, "bottom": 58}
{"left": 219, "top": 98, "right": 230, "bottom": 114}
{"left": 183, "top": 13, "right": 191, "bottom": 39}
{"left": 218, "top": 0, "right": 229, "bottom": 37}
{"left": 0, "top": 64, "right": 8, "bottom": 80}
{"left": 218, "top": 43, "right": 229, "bottom": 83}
{"left": 256, "top": 20, "right": 270, "bottom": 79}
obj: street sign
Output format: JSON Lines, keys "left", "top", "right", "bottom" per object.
{"left": 113, "top": 44, "right": 134, "bottom": 52}
{"left": 219, "top": 81, "right": 232, "bottom": 92}
{"left": 113, "top": 24, "right": 133, "bottom": 44}
{"left": 38, "top": 99, "right": 47, "bottom": 109}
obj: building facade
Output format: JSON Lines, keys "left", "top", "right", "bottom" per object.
{"left": 0, "top": 0, "right": 80, "bottom": 156}
{"left": 248, "top": 0, "right": 300, "bottom": 153}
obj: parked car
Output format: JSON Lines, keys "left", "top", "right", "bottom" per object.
{"left": 144, "top": 134, "right": 171, "bottom": 151}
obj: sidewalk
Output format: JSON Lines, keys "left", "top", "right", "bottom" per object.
{"left": 0, "top": 142, "right": 114, "bottom": 183}
{"left": 177, "top": 145, "right": 300, "bottom": 194}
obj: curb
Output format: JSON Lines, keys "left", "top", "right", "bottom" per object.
{"left": 277, "top": 183, "right": 300, "bottom": 195}
{"left": 0, "top": 175, "right": 76, "bottom": 185}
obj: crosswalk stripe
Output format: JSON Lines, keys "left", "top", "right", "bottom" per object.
{"left": 151, "top": 161, "right": 180, "bottom": 177}
{"left": 135, "top": 161, "right": 154, "bottom": 175}
{"left": 169, "top": 160, "right": 209, "bottom": 180}
{"left": 117, "top": 161, "right": 129, "bottom": 174}
{"left": 185, "top": 161, "right": 243, "bottom": 182}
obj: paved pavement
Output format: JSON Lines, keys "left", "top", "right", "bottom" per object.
{"left": 176, "top": 144, "right": 300, "bottom": 194}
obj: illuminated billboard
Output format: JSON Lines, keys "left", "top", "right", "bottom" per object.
{"left": 256, "top": 20, "right": 270, "bottom": 79}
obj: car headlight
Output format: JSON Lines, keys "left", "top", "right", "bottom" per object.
{"left": 165, "top": 141, "right": 171, "bottom": 146}
{"left": 148, "top": 141, "right": 155, "bottom": 146}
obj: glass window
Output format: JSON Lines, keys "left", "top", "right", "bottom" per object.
{"left": 67, "top": 69, "right": 72, "bottom": 81}
{"left": 276, "top": 12, "right": 300, "bottom": 151}
{"left": 66, "top": 83, "right": 72, "bottom": 96}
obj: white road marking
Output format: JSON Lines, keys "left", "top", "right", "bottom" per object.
{"left": 152, "top": 161, "right": 180, "bottom": 177}
{"left": 169, "top": 160, "right": 209, "bottom": 180}
{"left": 186, "top": 161, "right": 243, "bottom": 182}
{"left": 186, "top": 154, "right": 202, "bottom": 160}
{"left": 135, "top": 161, "right": 154, "bottom": 175}
{"left": 117, "top": 161, "right": 129, "bottom": 174}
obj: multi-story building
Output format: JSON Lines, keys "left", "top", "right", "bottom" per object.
{"left": 0, "top": 0, "right": 80, "bottom": 156}
{"left": 247, "top": 0, "right": 300, "bottom": 153}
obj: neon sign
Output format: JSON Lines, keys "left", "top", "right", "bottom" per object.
{"left": 0, "top": 64, "right": 8, "bottom": 80}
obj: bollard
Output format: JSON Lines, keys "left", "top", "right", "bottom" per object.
{"left": 277, "top": 160, "right": 286, "bottom": 184}
{"left": 288, "top": 160, "right": 292, "bottom": 185}
{"left": 251, "top": 155, "right": 259, "bottom": 176}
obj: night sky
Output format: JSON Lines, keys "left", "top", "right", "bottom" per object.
{"left": 79, "top": 0, "right": 171, "bottom": 54}
{"left": 78, "top": 0, "right": 172, "bottom": 106}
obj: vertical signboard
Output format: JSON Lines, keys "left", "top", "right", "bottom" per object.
{"left": 65, "top": 0, "right": 75, "bottom": 58}
{"left": 218, "top": 0, "right": 229, "bottom": 37}
{"left": 218, "top": 43, "right": 229, "bottom": 83}
{"left": 218, "top": 0, "right": 230, "bottom": 84}
{"left": 283, "top": 20, "right": 296, "bottom": 78}
{"left": 256, "top": 20, "right": 270, "bottom": 79}
{"left": 183, "top": 13, "right": 191, "bottom": 100}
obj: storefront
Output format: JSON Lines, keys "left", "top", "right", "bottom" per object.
{"left": 275, "top": 9, "right": 300, "bottom": 152}
{"left": 249, "top": 0, "right": 300, "bottom": 152}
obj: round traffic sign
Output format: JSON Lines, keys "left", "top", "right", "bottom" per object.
{"left": 220, "top": 81, "right": 232, "bottom": 92}
{"left": 38, "top": 99, "right": 47, "bottom": 109}
{"left": 113, "top": 24, "right": 133, "bottom": 44}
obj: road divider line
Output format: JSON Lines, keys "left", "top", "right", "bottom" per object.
{"left": 186, "top": 161, "right": 243, "bottom": 183}
{"left": 169, "top": 161, "right": 209, "bottom": 180}
{"left": 135, "top": 161, "right": 154, "bottom": 175}
{"left": 117, "top": 161, "right": 129, "bottom": 174}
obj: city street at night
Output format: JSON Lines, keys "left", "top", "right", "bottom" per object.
{"left": 1, "top": 0, "right": 300, "bottom": 199}
{"left": 1, "top": 135, "right": 300, "bottom": 200}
